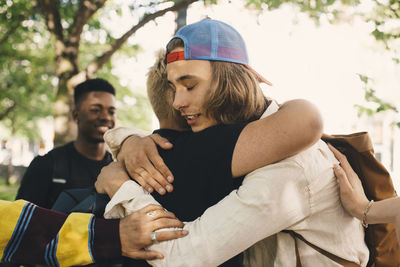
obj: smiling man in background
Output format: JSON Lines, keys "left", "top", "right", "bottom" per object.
{"left": 16, "top": 78, "right": 116, "bottom": 209}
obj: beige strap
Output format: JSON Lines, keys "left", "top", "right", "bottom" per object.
{"left": 283, "top": 230, "right": 361, "bottom": 267}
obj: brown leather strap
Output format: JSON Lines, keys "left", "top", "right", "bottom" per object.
{"left": 286, "top": 231, "right": 302, "bottom": 267}
{"left": 284, "top": 230, "right": 361, "bottom": 267}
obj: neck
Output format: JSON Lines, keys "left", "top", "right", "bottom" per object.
{"left": 159, "top": 121, "right": 186, "bottom": 131}
{"left": 74, "top": 136, "right": 106, "bottom": 161}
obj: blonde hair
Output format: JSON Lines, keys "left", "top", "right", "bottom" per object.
{"left": 146, "top": 49, "right": 188, "bottom": 128}
{"left": 166, "top": 38, "right": 269, "bottom": 124}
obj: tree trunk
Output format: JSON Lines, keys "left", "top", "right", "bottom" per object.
{"left": 53, "top": 76, "right": 76, "bottom": 146}
{"left": 175, "top": 8, "right": 187, "bottom": 33}
{"left": 6, "top": 157, "right": 14, "bottom": 185}
{"left": 53, "top": 41, "right": 81, "bottom": 146}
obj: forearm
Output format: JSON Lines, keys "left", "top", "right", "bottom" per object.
{"left": 232, "top": 100, "right": 323, "bottom": 177}
{"left": 260, "top": 99, "right": 323, "bottom": 159}
{"left": 148, "top": 191, "right": 274, "bottom": 267}
{"left": 104, "top": 127, "right": 151, "bottom": 160}
{"left": 148, "top": 164, "right": 308, "bottom": 267}
{"left": 366, "top": 197, "right": 400, "bottom": 224}
{"left": 0, "top": 200, "right": 121, "bottom": 265}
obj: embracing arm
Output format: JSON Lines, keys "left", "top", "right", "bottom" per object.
{"left": 232, "top": 99, "right": 323, "bottom": 177}
{"left": 103, "top": 161, "right": 308, "bottom": 267}
{"left": 0, "top": 199, "right": 120, "bottom": 265}
{"left": 0, "top": 199, "right": 186, "bottom": 265}
{"left": 104, "top": 127, "right": 174, "bottom": 195}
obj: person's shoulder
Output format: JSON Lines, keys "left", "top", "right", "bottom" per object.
{"left": 25, "top": 147, "right": 56, "bottom": 172}
{"left": 48, "top": 142, "right": 74, "bottom": 157}
{"left": 291, "top": 139, "right": 336, "bottom": 178}
{"left": 29, "top": 144, "right": 68, "bottom": 165}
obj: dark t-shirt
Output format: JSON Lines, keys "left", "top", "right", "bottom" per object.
{"left": 152, "top": 123, "right": 247, "bottom": 267}
{"left": 16, "top": 142, "right": 112, "bottom": 209}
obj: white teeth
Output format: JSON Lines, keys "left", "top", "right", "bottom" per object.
{"left": 98, "top": 126, "right": 109, "bottom": 132}
{"left": 186, "top": 115, "right": 199, "bottom": 120}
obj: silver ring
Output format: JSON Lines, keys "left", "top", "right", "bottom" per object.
{"left": 147, "top": 210, "right": 158, "bottom": 217}
{"left": 150, "top": 231, "right": 158, "bottom": 244}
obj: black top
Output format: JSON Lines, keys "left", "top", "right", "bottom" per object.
{"left": 16, "top": 142, "right": 112, "bottom": 209}
{"left": 153, "top": 123, "right": 247, "bottom": 267}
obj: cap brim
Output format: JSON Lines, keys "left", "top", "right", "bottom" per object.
{"left": 167, "top": 51, "right": 272, "bottom": 86}
{"left": 246, "top": 65, "right": 272, "bottom": 86}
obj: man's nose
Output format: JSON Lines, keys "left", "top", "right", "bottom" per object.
{"left": 99, "top": 109, "right": 111, "bottom": 121}
{"left": 172, "top": 91, "right": 189, "bottom": 111}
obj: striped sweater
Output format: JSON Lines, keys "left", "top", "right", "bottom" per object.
{"left": 0, "top": 199, "right": 121, "bottom": 266}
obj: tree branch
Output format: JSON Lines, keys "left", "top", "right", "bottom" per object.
{"left": 0, "top": 103, "right": 16, "bottom": 121}
{"left": 85, "top": 0, "right": 198, "bottom": 76}
{"left": 68, "top": 0, "right": 108, "bottom": 46}
{"left": 0, "top": 12, "right": 30, "bottom": 46}
{"left": 37, "top": 0, "right": 64, "bottom": 42}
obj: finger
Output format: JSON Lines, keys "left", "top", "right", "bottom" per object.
{"left": 152, "top": 218, "right": 185, "bottom": 230}
{"left": 155, "top": 229, "right": 189, "bottom": 242}
{"left": 336, "top": 162, "right": 363, "bottom": 189}
{"left": 333, "top": 164, "right": 353, "bottom": 192}
{"left": 141, "top": 204, "right": 165, "bottom": 214}
{"left": 129, "top": 250, "right": 164, "bottom": 260}
{"left": 131, "top": 173, "right": 154, "bottom": 193}
{"left": 327, "top": 143, "right": 346, "bottom": 161}
{"left": 94, "top": 181, "right": 103, "bottom": 194}
{"left": 145, "top": 161, "right": 173, "bottom": 193}
{"left": 149, "top": 154, "right": 174, "bottom": 185}
{"left": 327, "top": 143, "right": 353, "bottom": 172}
{"left": 147, "top": 209, "right": 177, "bottom": 220}
{"left": 125, "top": 158, "right": 138, "bottom": 181}
{"left": 139, "top": 157, "right": 170, "bottom": 194}
{"left": 138, "top": 163, "right": 166, "bottom": 195}
{"left": 150, "top": 134, "right": 173, "bottom": 150}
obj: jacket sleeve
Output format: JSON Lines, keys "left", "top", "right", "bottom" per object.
{"left": 0, "top": 200, "right": 121, "bottom": 266}
{"left": 104, "top": 127, "right": 151, "bottom": 160}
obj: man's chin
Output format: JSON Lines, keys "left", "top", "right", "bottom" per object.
{"left": 89, "top": 135, "right": 105, "bottom": 144}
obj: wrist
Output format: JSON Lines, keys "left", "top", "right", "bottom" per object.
{"left": 361, "top": 200, "right": 374, "bottom": 227}
{"left": 117, "top": 135, "right": 139, "bottom": 162}
{"left": 106, "top": 179, "right": 127, "bottom": 198}
{"left": 353, "top": 200, "right": 370, "bottom": 221}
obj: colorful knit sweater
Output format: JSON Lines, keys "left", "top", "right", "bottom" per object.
{"left": 0, "top": 199, "right": 121, "bottom": 266}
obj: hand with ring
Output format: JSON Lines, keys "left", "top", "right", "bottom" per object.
{"left": 119, "top": 204, "right": 188, "bottom": 260}
{"left": 150, "top": 231, "right": 159, "bottom": 244}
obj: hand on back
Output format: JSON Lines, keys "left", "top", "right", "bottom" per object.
{"left": 117, "top": 134, "right": 174, "bottom": 195}
{"left": 328, "top": 143, "right": 369, "bottom": 219}
{"left": 95, "top": 161, "right": 130, "bottom": 198}
{"left": 120, "top": 204, "right": 188, "bottom": 260}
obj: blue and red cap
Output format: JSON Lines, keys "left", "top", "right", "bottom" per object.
{"left": 166, "top": 18, "right": 272, "bottom": 86}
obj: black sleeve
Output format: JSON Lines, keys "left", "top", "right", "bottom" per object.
{"left": 16, "top": 155, "right": 53, "bottom": 208}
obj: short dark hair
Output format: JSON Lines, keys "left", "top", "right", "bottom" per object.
{"left": 74, "top": 78, "right": 116, "bottom": 106}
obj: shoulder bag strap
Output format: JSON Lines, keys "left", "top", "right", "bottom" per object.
{"left": 50, "top": 144, "right": 71, "bottom": 182}
{"left": 283, "top": 230, "right": 361, "bottom": 267}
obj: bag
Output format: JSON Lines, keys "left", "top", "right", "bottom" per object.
{"left": 287, "top": 132, "right": 400, "bottom": 267}
{"left": 322, "top": 132, "right": 400, "bottom": 267}
{"left": 51, "top": 187, "right": 109, "bottom": 217}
